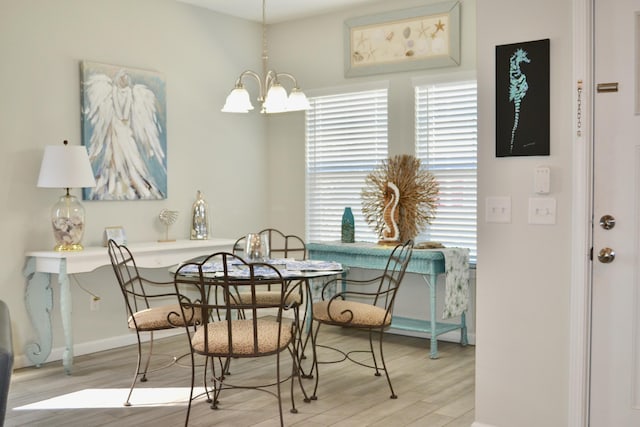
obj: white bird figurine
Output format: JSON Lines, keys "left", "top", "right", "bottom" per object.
{"left": 158, "top": 209, "right": 178, "bottom": 242}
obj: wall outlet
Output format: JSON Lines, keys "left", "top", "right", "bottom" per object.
{"left": 90, "top": 296, "right": 100, "bottom": 311}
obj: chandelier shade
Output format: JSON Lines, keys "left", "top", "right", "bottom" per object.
{"left": 287, "top": 88, "right": 311, "bottom": 111}
{"left": 222, "top": 0, "right": 310, "bottom": 114}
{"left": 262, "top": 83, "right": 288, "bottom": 113}
{"left": 221, "top": 85, "right": 254, "bottom": 113}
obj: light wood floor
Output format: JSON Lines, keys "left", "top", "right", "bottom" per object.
{"left": 5, "top": 327, "right": 474, "bottom": 426}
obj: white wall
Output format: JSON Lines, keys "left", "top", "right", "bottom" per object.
{"left": 0, "top": 0, "right": 272, "bottom": 366}
{"left": 475, "top": 1, "right": 573, "bottom": 426}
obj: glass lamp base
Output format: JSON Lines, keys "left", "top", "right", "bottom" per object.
{"left": 51, "top": 193, "right": 86, "bottom": 252}
{"left": 54, "top": 243, "right": 84, "bottom": 252}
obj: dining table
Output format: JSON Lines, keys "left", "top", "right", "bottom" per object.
{"left": 171, "top": 255, "right": 345, "bottom": 390}
{"left": 171, "top": 256, "right": 344, "bottom": 331}
{"left": 173, "top": 257, "right": 343, "bottom": 279}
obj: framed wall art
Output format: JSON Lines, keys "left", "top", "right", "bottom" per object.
{"left": 103, "top": 226, "right": 127, "bottom": 246}
{"left": 80, "top": 61, "right": 167, "bottom": 200}
{"left": 495, "top": 39, "right": 550, "bottom": 157}
{"left": 344, "top": 0, "right": 460, "bottom": 77}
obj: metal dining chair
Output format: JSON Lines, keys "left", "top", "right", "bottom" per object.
{"left": 173, "top": 252, "right": 304, "bottom": 426}
{"left": 308, "top": 240, "right": 414, "bottom": 400}
{"left": 232, "top": 228, "right": 311, "bottom": 357}
{"left": 232, "top": 228, "right": 306, "bottom": 303}
{"left": 107, "top": 239, "right": 200, "bottom": 406}
{"left": 232, "top": 228, "right": 307, "bottom": 261}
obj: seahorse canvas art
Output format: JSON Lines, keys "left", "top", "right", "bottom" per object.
{"left": 509, "top": 48, "right": 530, "bottom": 153}
{"left": 495, "top": 39, "right": 550, "bottom": 157}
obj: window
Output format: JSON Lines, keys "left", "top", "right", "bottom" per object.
{"left": 305, "top": 88, "right": 388, "bottom": 242}
{"left": 415, "top": 80, "right": 477, "bottom": 262}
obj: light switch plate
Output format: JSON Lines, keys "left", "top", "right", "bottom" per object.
{"left": 529, "top": 197, "right": 556, "bottom": 224}
{"left": 486, "top": 196, "right": 511, "bottom": 223}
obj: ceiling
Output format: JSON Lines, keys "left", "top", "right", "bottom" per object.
{"left": 176, "top": 0, "right": 384, "bottom": 24}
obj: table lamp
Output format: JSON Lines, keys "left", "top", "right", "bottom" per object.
{"left": 37, "top": 140, "right": 96, "bottom": 251}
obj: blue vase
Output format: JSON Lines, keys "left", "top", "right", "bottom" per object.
{"left": 341, "top": 207, "right": 355, "bottom": 243}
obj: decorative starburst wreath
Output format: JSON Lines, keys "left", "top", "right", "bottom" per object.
{"left": 361, "top": 154, "right": 439, "bottom": 242}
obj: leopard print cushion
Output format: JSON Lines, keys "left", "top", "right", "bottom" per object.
{"left": 313, "top": 300, "right": 391, "bottom": 327}
{"left": 129, "top": 304, "right": 199, "bottom": 331}
{"left": 234, "top": 291, "right": 301, "bottom": 306}
{"left": 191, "top": 319, "right": 292, "bottom": 356}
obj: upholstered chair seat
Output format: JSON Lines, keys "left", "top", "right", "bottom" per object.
{"left": 312, "top": 300, "right": 392, "bottom": 328}
{"left": 128, "top": 304, "right": 200, "bottom": 331}
{"left": 233, "top": 290, "right": 302, "bottom": 307}
{"left": 191, "top": 319, "right": 292, "bottom": 356}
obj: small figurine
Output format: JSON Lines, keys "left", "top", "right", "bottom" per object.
{"left": 158, "top": 209, "right": 178, "bottom": 242}
{"left": 191, "top": 190, "right": 209, "bottom": 240}
{"left": 379, "top": 181, "right": 400, "bottom": 245}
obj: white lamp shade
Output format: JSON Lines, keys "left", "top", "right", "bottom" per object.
{"left": 37, "top": 144, "right": 96, "bottom": 189}
{"left": 286, "top": 89, "right": 311, "bottom": 111}
{"left": 263, "top": 84, "right": 288, "bottom": 113}
{"left": 222, "top": 87, "right": 254, "bottom": 113}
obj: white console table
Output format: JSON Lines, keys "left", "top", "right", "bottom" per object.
{"left": 23, "top": 238, "right": 235, "bottom": 374}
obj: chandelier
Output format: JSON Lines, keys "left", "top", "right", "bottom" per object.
{"left": 221, "top": 0, "right": 310, "bottom": 114}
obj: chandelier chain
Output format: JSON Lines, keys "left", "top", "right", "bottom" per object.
{"left": 262, "top": 0, "right": 268, "bottom": 73}
{"left": 221, "top": 0, "right": 309, "bottom": 113}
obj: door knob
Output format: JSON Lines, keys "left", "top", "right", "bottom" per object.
{"left": 599, "top": 214, "right": 616, "bottom": 230}
{"left": 597, "top": 247, "right": 615, "bottom": 263}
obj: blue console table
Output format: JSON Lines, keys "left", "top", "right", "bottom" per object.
{"left": 307, "top": 241, "right": 468, "bottom": 359}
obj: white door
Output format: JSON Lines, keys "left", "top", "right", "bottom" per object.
{"left": 591, "top": 0, "right": 640, "bottom": 425}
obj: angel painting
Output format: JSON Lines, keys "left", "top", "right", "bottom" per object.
{"left": 80, "top": 61, "right": 167, "bottom": 200}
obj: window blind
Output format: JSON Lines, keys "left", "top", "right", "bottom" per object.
{"left": 305, "top": 89, "right": 388, "bottom": 242}
{"left": 415, "top": 80, "right": 477, "bottom": 262}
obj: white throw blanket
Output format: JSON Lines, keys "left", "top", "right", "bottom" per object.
{"left": 442, "top": 248, "right": 470, "bottom": 319}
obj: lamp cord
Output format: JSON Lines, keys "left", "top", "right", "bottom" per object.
{"left": 71, "top": 274, "right": 101, "bottom": 301}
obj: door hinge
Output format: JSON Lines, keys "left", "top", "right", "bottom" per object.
{"left": 589, "top": 247, "right": 593, "bottom": 261}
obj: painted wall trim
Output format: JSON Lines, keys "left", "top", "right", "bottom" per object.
{"left": 568, "top": 0, "right": 593, "bottom": 426}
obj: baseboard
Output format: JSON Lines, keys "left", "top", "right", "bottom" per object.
{"left": 13, "top": 328, "right": 184, "bottom": 370}
{"left": 387, "top": 327, "right": 476, "bottom": 345}
{"left": 14, "top": 316, "right": 471, "bottom": 370}
{"left": 471, "top": 423, "right": 496, "bottom": 427}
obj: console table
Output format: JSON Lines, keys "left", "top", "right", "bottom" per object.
{"left": 23, "top": 238, "right": 235, "bottom": 374}
{"left": 306, "top": 242, "right": 469, "bottom": 359}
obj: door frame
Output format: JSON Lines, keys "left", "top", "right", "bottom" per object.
{"left": 569, "top": 0, "right": 593, "bottom": 425}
